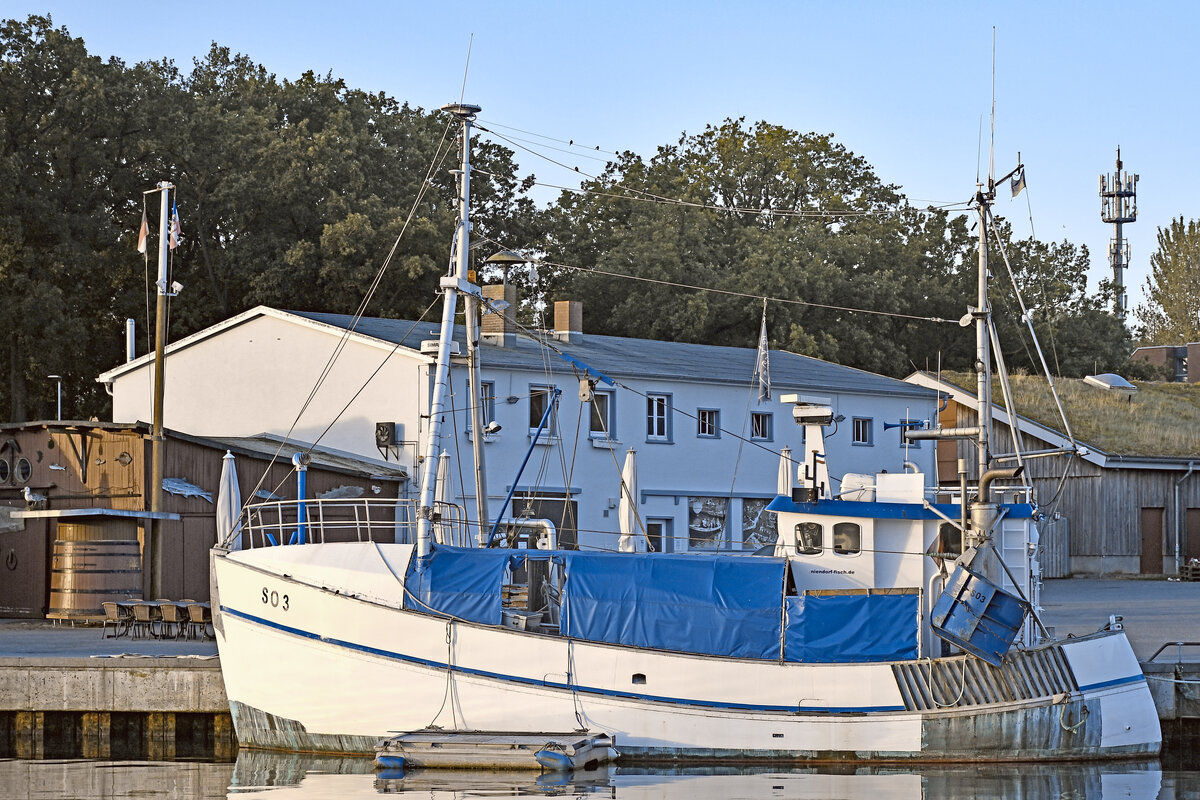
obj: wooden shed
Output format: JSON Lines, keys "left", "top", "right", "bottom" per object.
{"left": 908, "top": 373, "right": 1200, "bottom": 577}
{"left": 0, "top": 422, "right": 405, "bottom": 619}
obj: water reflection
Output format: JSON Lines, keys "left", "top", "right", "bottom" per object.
{"left": 1, "top": 752, "right": 1194, "bottom": 799}
{"left": 226, "top": 750, "right": 1191, "bottom": 800}
{"left": 0, "top": 759, "right": 235, "bottom": 800}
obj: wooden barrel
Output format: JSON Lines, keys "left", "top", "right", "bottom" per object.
{"left": 48, "top": 540, "right": 142, "bottom": 620}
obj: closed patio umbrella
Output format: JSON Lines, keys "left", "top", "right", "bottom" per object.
{"left": 617, "top": 448, "right": 638, "bottom": 553}
{"left": 216, "top": 450, "right": 243, "bottom": 547}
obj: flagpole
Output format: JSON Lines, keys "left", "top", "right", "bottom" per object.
{"left": 149, "top": 181, "right": 173, "bottom": 599}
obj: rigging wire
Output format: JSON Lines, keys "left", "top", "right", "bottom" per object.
{"left": 985, "top": 207, "right": 1078, "bottom": 450}
{"left": 475, "top": 298, "right": 794, "bottom": 463}
{"left": 239, "top": 118, "right": 459, "bottom": 506}
{"left": 478, "top": 117, "right": 972, "bottom": 213}
{"left": 475, "top": 124, "right": 902, "bottom": 221}
{"left": 477, "top": 117, "right": 622, "bottom": 157}
{"left": 473, "top": 234, "right": 954, "bottom": 324}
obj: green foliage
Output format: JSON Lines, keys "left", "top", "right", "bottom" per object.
{"left": 0, "top": 15, "right": 1130, "bottom": 424}
{"left": 540, "top": 119, "right": 1126, "bottom": 379}
{"left": 0, "top": 16, "right": 538, "bottom": 420}
{"left": 1134, "top": 217, "right": 1200, "bottom": 344}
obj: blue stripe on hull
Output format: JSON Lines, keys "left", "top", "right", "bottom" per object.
{"left": 220, "top": 605, "right": 906, "bottom": 714}
{"left": 1076, "top": 674, "right": 1147, "bottom": 692}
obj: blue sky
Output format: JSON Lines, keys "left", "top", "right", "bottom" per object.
{"left": 11, "top": 1, "right": 1198, "bottom": 314}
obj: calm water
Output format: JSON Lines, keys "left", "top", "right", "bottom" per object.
{"left": 2, "top": 753, "right": 1200, "bottom": 800}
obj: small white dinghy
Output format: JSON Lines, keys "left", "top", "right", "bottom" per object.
{"left": 374, "top": 730, "right": 619, "bottom": 771}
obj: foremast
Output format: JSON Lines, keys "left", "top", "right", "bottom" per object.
{"left": 417, "top": 102, "right": 483, "bottom": 558}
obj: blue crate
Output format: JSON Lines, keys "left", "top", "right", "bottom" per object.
{"left": 930, "top": 563, "right": 1027, "bottom": 666}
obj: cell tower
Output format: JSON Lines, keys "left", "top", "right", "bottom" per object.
{"left": 1099, "top": 148, "right": 1138, "bottom": 317}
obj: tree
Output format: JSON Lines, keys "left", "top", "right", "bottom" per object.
{"left": 0, "top": 15, "right": 166, "bottom": 420}
{"left": 540, "top": 118, "right": 1128, "bottom": 379}
{"left": 0, "top": 17, "right": 540, "bottom": 420}
{"left": 541, "top": 118, "right": 975, "bottom": 377}
{"left": 1134, "top": 217, "right": 1200, "bottom": 344}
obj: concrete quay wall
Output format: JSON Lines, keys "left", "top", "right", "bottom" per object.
{"left": 0, "top": 656, "right": 227, "bottom": 713}
{"left": 0, "top": 656, "right": 234, "bottom": 760}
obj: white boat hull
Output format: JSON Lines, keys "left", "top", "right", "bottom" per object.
{"left": 211, "top": 543, "right": 1161, "bottom": 761}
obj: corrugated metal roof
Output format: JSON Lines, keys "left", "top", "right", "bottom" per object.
{"left": 188, "top": 433, "right": 407, "bottom": 481}
{"left": 290, "top": 310, "right": 932, "bottom": 400}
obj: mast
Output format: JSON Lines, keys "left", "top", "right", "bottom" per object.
{"left": 416, "top": 103, "right": 481, "bottom": 559}
{"left": 149, "top": 181, "right": 172, "bottom": 598}
{"left": 973, "top": 181, "right": 992, "bottom": 490}
{"left": 465, "top": 281, "right": 490, "bottom": 536}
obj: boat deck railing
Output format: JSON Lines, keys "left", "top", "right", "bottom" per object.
{"left": 1147, "top": 641, "right": 1200, "bottom": 663}
{"left": 237, "top": 498, "right": 471, "bottom": 549}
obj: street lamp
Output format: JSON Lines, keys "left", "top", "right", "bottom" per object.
{"left": 47, "top": 375, "right": 61, "bottom": 421}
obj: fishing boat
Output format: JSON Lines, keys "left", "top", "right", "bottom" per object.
{"left": 209, "top": 103, "right": 1161, "bottom": 762}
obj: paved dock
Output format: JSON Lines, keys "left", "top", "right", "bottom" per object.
{"left": 1040, "top": 577, "right": 1200, "bottom": 662}
{"left": 0, "top": 618, "right": 219, "bottom": 659}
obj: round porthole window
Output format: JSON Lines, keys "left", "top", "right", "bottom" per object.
{"left": 15, "top": 457, "right": 31, "bottom": 484}
{"left": 0, "top": 459, "right": 9, "bottom": 483}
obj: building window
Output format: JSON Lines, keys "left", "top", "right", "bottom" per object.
{"left": 697, "top": 408, "right": 720, "bottom": 438}
{"left": 852, "top": 417, "right": 873, "bottom": 446}
{"left": 795, "top": 522, "right": 822, "bottom": 555}
{"left": 466, "top": 380, "right": 496, "bottom": 433}
{"left": 590, "top": 391, "right": 614, "bottom": 439}
{"left": 750, "top": 412, "right": 773, "bottom": 441}
{"left": 646, "top": 394, "right": 672, "bottom": 442}
{"left": 480, "top": 381, "right": 496, "bottom": 426}
{"left": 529, "top": 387, "right": 557, "bottom": 436}
{"left": 832, "top": 522, "right": 861, "bottom": 555}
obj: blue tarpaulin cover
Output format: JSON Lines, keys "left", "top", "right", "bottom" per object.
{"left": 783, "top": 593, "right": 919, "bottom": 663}
{"left": 404, "top": 545, "right": 512, "bottom": 625}
{"left": 408, "top": 546, "right": 921, "bottom": 662}
{"left": 560, "top": 551, "right": 786, "bottom": 659}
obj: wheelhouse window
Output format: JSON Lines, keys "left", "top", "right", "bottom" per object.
{"left": 832, "top": 522, "right": 861, "bottom": 555}
{"left": 697, "top": 408, "right": 720, "bottom": 438}
{"left": 936, "top": 522, "right": 963, "bottom": 559}
{"left": 590, "top": 391, "right": 614, "bottom": 439}
{"left": 795, "top": 522, "right": 822, "bottom": 555}
{"left": 750, "top": 412, "right": 773, "bottom": 441}
{"left": 646, "top": 394, "right": 671, "bottom": 442}
{"left": 529, "top": 387, "right": 557, "bottom": 435}
{"left": 852, "top": 417, "right": 873, "bottom": 446}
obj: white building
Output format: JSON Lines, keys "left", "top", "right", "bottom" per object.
{"left": 98, "top": 302, "right": 938, "bottom": 552}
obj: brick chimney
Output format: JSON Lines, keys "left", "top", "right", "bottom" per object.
{"left": 553, "top": 300, "right": 583, "bottom": 344}
{"left": 481, "top": 284, "right": 518, "bottom": 347}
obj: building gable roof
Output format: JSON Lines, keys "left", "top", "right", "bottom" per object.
{"left": 95, "top": 306, "right": 428, "bottom": 384}
{"left": 906, "top": 371, "right": 1200, "bottom": 471}
{"left": 292, "top": 310, "right": 932, "bottom": 399}
{"left": 94, "top": 304, "right": 931, "bottom": 400}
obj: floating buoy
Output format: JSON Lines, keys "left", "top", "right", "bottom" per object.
{"left": 534, "top": 746, "right": 574, "bottom": 772}
{"left": 374, "top": 753, "right": 405, "bottom": 771}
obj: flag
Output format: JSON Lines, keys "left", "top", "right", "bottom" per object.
{"left": 136, "top": 208, "right": 149, "bottom": 254}
{"left": 755, "top": 306, "right": 771, "bottom": 403}
{"left": 169, "top": 200, "right": 182, "bottom": 250}
{"left": 1011, "top": 168, "right": 1026, "bottom": 198}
